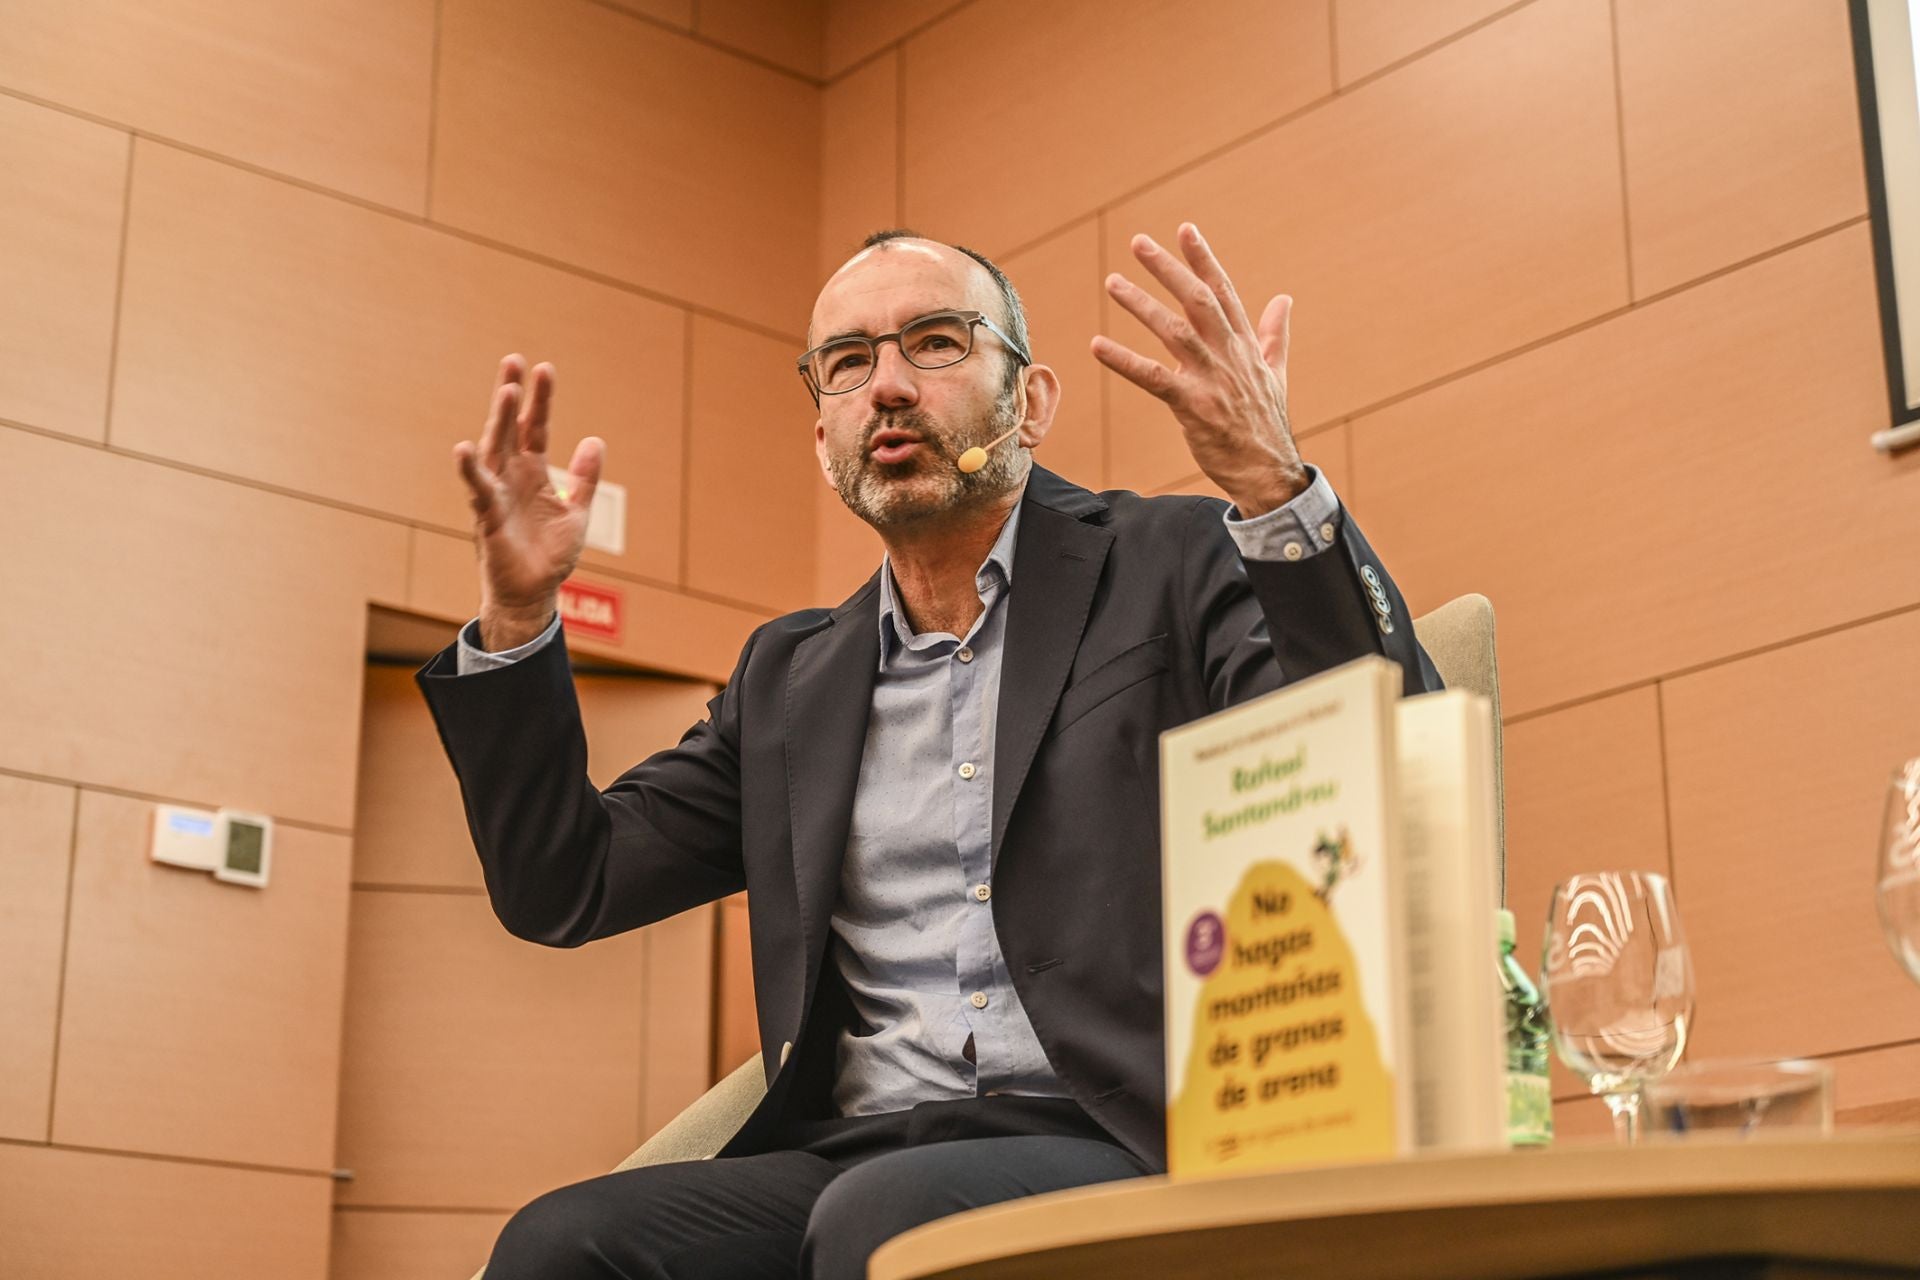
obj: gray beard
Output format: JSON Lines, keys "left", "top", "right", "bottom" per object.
{"left": 827, "top": 394, "right": 1026, "bottom": 530}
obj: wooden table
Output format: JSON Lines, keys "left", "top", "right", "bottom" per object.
{"left": 868, "top": 1131, "right": 1920, "bottom": 1280}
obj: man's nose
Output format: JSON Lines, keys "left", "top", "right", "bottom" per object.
{"left": 864, "top": 340, "right": 919, "bottom": 408}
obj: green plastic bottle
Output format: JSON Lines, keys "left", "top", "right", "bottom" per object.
{"left": 1498, "top": 908, "right": 1553, "bottom": 1147}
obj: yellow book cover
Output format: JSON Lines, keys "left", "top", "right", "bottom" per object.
{"left": 1159, "top": 656, "right": 1412, "bottom": 1177}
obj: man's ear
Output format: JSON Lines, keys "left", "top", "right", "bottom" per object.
{"left": 1016, "top": 363, "right": 1062, "bottom": 451}
{"left": 814, "top": 421, "right": 835, "bottom": 486}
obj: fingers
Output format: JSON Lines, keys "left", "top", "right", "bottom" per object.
{"left": 1106, "top": 271, "right": 1206, "bottom": 367}
{"left": 1129, "top": 230, "right": 1233, "bottom": 348}
{"left": 453, "top": 441, "right": 498, "bottom": 525}
{"left": 1089, "top": 334, "right": 1178, "bottom": 403}
{"left": 1256, "top": 294, "right": 1293, "bottom": 373}
{"left": 564, "top": 436, "right": 605, "bottom": 511}
{"left": 519, "top": 361, "right": 555, "bottom": 457}
{"left": 1176, "top": 223, "right": 1256, "bottom": 341}
{"left": 479, "top": 354, "right": 525, "bottom": 471}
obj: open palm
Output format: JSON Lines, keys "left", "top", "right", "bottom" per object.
{"left": 454, "top": 355, "right": 604, "bottom": 640}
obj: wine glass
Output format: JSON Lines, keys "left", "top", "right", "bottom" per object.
{"left": 1541, "top": 871, "right": 1694, "bottom": 1143}
{"left": 1876, "top": 758, "right": 1920, "bottom": 983}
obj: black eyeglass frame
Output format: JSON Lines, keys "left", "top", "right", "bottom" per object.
{"left": 795, "top": 308, "right": 1032, "bottom": 406}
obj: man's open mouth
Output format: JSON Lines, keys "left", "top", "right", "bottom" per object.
{"left": 867, "top": 429, "right": 926, "bottom": 466}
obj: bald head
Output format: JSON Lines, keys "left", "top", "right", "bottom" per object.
{"left": 810, "top": 231, "right": 1029, "bottom": 370}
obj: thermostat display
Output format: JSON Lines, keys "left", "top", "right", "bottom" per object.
{"left": 214, "top": 810, "right": 272, "bottom": 888}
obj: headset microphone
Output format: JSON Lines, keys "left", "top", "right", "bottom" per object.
{"left": 956, "top": 426, "right": 1021, "bottom": 475}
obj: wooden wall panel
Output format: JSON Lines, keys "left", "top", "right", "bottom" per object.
{"left": 1000, "top": 222, "right": 1105, "bottom": 491}
{"left": 333, "top": 891, "right": 649, "bottom": 1209}
{"left": 1503, "top": 688, "right": 1670, "bottom": 967}
{"left": 0, "top": 777, "right": 75, "bottom": 1141}
{"left": 687, "top": 318, "right": 822, "bottom": 611}
{"left": 698, "top": 0, "right": 826, "bottom": 78}
{"left": 0, "top": 428, "right": 406, "bottom": 828}
{"left": 111, "top": 141, "right": 686, "bottom": 587}
{"left": 1615, "top": 0, "right": 1865, "bottom": 298}
{"left": 824, "top": 0, "right": 965, "bottom": 78}
{"left": 330, "top": 1209, "right": 508, "bottom": 1280}
{"left": 1830, "top": 1042, "right": 1920, "bottom": 1127}
{"left": 1138, "top": 423, "right": 1353, "bottom": 513}
{"left": 0, "top": 1144, "right": 330, "bottom": 1280}
{"left": 1333, "top": 0, "right": 1517, "bottom": 86}
{"left": 643, "top": 904, "right": 723, "bottom": 1133}
{"left": 577, "top": 671, "right": 721, "bottom": 791}
{"left": 1107, "top": 0, "right": 1626, "bottom": 492}
{"left": 601, "top": 0, "right": 696, "bottom": 28}
{"left": 433, "top": 0, "right": 819, "bottom": 335}
{"left": 815, "top": 483, "right": 886, "bottom": 603}
{"left": 0, "top": 0, "right": 433, "bottom": 211}
{"left": 0, "top": 97, "right": 125, "bottom": 443}
{"left": 352, "top": 665, "right": 486, "bottom": 891}
{"left": 1306, "top": 423, "right": 1355, "bottom": 505}
{"left": 352, "top": 648, "right": 716, "bottom": 889}
{"left": 406, "top": 529, "right": 770, "bottom": 685}
{"left": 1502, "top": 687, "right": 1670, "bottom": 1101}
{"left": 1350, "top": 224, "right": 1906, "bottom": 718}
{"left": 52, "top": 792, "right": 352, "bottom": 1170}
{"left": 717, "top": 895, "right": 760, "bottom": 1074}
{"left": 819, "top": 51, "right": 898, "bottom": 276}
{"left": 903, "top": 0, "right": 1332, "bottom": 258}
{"left": 1550, "top": 1095, "right": 1613, "bottom": 1143}
{"left": 1662, "top": 609, "right": 1920, "bottom": 1062}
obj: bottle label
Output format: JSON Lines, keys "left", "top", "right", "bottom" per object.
{"left": 1506, "top": 1071, "right": 1553, "bottom": 1146}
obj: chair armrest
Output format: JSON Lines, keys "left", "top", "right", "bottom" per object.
{"left": 612, "top": 1054, "right": 769, "bottom": 1171}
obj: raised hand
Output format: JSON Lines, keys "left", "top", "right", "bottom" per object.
{"left": 453, "top": 355, "right": 604, "bottom": 651}
{"left": 1091, "top": 222, "right": 1307, "bottom": 518}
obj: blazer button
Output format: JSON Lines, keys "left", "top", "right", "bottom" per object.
{"left": 779, "top": 1040, "right": 792, "bottom": 1068}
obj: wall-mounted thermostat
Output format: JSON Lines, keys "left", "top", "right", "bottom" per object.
{"left": 152, "top": 805, "right": 223, "bottom": 871}
{"left": 149, "top": 805, "right": 273, "bottom": 889}
{"left": 213, "top": 809, "right": 273, "bottom": 888}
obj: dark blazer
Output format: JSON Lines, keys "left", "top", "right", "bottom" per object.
{"left": 417, "top": 466, "right": 1441, "bottom": 1169}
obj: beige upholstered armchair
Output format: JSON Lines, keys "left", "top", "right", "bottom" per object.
{"left": 470, "top": 592, "right": 1503, "bottom": 1279}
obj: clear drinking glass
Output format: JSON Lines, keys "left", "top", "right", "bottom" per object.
{"left": 1876, "top": 759, "right": 1920, "bottom": 984}
{"left": 1541, "top": 871, "right": 1694, "bottom": 1143}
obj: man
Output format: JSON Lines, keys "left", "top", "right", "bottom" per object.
{"left": 419, "top": 223, "right": 1440, "bottom": 1279}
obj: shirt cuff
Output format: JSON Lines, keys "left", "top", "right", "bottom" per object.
{"left": 1222, "top": 465, "right": 1342, "bottom": 562}
{"left": 455, "top": 614, "right": 563, "bottom": 675}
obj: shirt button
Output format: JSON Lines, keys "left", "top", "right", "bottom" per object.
{"left": 1319, "top": 522, "right": 1336, "bottom": 543}
{"left": 1283, "top": 541, "right": 1304, "bottom": 561}
{"left": 957, "top": 646, "right": 974, "bottom": 663}
{"left": 973, "top": 883, "right": 991, "bottom": 902}
{"left": 970, "top": 991, "right": 989, "bottom": 1009}
{"left": 958, "top": 762, "right": 977, "bottom": 780}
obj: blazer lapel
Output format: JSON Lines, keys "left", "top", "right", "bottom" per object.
{"left": 992, "top": 477, "right": 1113, "bottom": 865}
{"left": 785, "top": 577, "right": 881, "bottom": 1001}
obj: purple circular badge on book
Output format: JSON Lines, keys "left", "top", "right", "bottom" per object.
{"left": 1185, "top": 910, "right": 1226, "bottom": 977}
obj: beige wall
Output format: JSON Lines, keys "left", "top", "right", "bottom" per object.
{"left": 334, "top": 663, "right": 720, "bottom": 1278}
{"left": 0, "top": 1, "right": 823, "bottom": 1276}
{"left": 4, "top": 0, "right": 1917, "bottom": 1272}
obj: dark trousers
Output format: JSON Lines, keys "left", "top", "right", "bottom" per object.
{"left": 483, "top": 1096, "right": 1154, "bottom": 1280}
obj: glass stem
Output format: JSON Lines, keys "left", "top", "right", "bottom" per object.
{"left": 1604, "top": 1089, "right": 1640, "bottom": 1144}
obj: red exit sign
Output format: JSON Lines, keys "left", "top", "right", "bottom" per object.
{"left": 558, "top": 579, "right": 623, "bottom": 642}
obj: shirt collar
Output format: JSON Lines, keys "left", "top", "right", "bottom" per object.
{"left": 877, "top": 501, "right": 1023, "bottom": 659}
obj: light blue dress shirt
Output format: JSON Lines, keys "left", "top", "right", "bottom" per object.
{"left": 456, "top": 467, "right": 1342, "bottom": 1115}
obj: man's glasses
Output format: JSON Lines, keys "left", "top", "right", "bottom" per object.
{"left": 796, "top": 309, "right": 1031, "bottom": 405}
